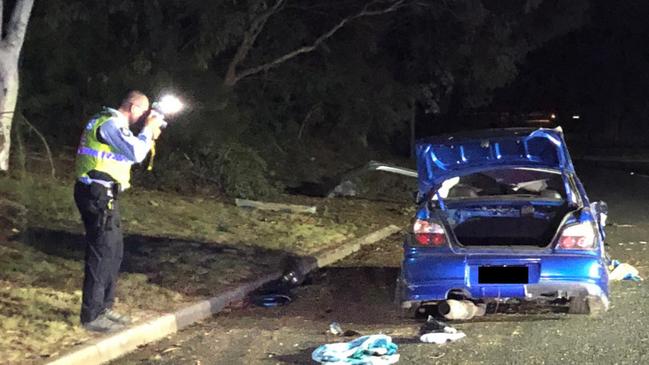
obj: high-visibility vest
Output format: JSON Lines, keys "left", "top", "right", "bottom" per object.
{"left": 75, "top": 109, "right": 133, "bottom": 189}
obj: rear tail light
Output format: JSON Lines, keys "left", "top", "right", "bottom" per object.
{"left": 413, "top": 219, "right": 447, "bottom": 246}
{"left": 557, "top": 221, "right": 596, "bottom": 250}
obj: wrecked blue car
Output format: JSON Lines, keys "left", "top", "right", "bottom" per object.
{"left": 396, "top": 127, "right": 609, "bottom": 317}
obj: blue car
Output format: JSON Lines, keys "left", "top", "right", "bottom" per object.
{"left": 396, "top": 127, "right": 609, "bottom": 318}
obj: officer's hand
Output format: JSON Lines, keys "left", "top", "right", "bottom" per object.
{"left": 151, "top": 126, "right": 162, "bottom": 140}
{"left": 145, "top": 113, "right": 164, "bottom": 129}
{"left": 145, "top": 114, "right": 164, "bottom": 140}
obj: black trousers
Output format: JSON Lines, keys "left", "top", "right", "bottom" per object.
{"left": 73, "top": 181, "right": 123, "bottom": 324}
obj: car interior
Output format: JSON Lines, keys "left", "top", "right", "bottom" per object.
{"left": 441, "top": 168, "right": 573, "bottom": 247}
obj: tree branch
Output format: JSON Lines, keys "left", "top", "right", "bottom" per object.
{"left": 226, "top": 0, "right": 407, "bottom": 86}
{"left": 224, "top": 0, "right": 287, "bottom": 86}
{"left": 3, "top": 0, "right": 34, "bottom": 52}
{"left": 19, "top": 113, "right": 56, "bottom": 179}
{"left": 297, "top": 102, "right": 321, "bottom": 140}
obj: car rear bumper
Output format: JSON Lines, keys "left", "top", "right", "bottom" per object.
{"left": 399, "top": 250, "right": 609, "bottom": 305}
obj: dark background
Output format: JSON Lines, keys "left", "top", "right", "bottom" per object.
{"left": 12, "top": 0, "right": 648, "bottom": 196}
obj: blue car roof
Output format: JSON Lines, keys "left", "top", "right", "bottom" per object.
{"left": 416, "top": 127, "right": 575, "bottom": 194}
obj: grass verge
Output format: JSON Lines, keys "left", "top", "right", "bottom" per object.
{"left": 0, "top": 172, "right": 409, "bottom": 364}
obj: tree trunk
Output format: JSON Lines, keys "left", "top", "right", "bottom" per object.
{"left": 0, "top": 0, "right": 35, "bottom": 171}
{"left": 0, "top": 55, "right": 18, "bottom": 171}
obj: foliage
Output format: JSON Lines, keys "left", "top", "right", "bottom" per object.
{"left": 134, "top": 140, "right": 281, "bottom": 198}
{"left": 17, "top": 0, "right": 589, "bottom": 188}
{"left": 212, "top": 142, "right": 281, "bottom": 198}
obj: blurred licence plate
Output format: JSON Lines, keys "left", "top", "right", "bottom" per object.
{"left": 478, "top": 265, "right": 529, "bottom": 284}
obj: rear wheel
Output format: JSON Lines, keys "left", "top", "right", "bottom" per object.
{"left": 568, "top": 297, "right": 589, "bottom": 314}
{"left": 585, "top": 295, "right": 608, "bottom": 317}
{"left": 568, "top": 295, "right": 609, "bottom": 317}
{"left": 394, "top": 277, "right": 423, "bottom": 319}
{"left": 398, "top": 303, "right": 421, "bottom": 319}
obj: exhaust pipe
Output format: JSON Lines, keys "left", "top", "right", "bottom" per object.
{"left": 438, "top": 299, "right": 486, "bottom": 320}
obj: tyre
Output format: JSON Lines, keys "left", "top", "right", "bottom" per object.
{"left": 568, "top": 297, "right": 589, "bottom": 314}
{"left": 568, "top": 295, "right": 609, "bottom": 317}
{"left": 394, "top": 276, "right": 420, "bottom": 319}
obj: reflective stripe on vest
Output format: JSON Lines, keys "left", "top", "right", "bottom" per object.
{"left": 76, "top": 146, "right": 130, "bottom": 163}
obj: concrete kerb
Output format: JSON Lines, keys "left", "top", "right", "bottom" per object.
{"left": 46, "top": 224, "right": 402, "bottom": 365}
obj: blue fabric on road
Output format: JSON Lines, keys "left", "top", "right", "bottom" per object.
{"left": 312, "top": 334, "right": 399, "bottom": 364}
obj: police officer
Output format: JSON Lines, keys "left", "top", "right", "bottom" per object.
{"left": 74, "top": 90, "right": 164, "bottom": 332}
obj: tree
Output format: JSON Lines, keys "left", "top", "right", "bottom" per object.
{"left": 223, "top": 0, "right": 407, "bottom": 87}
{"left": 0, "top": 0, "right": 35, "bottom": 171}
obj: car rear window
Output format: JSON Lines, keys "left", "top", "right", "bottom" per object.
{"left": 440, "top": 168, "right": 565, "bottom": 200}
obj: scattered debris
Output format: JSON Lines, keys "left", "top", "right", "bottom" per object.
{"left": 420, "top": 331, "right": 466, "bottom": 344}
{"left": 610, "top": 223, "right": 635, "bottom": 228}
{"left": 312, "top": 335, "right": 399, "bottom": 364}
{"left": 419, "top": 316, "right": 466, "bottom": 344}
{"left": 252, "top": 293, "right": 293, "bottom": 307}
{"left": 328, "top": 322, "right": 362, "bottom": 337}
{"left": 419, "top": 316, "right": 448, "bottom": 334}
{"left": 327, "top": 180, "right": 358, "bottom": 198}
{"left": 326, "top": 160, "right": 416, "bottom": 198}
{"left": 161, "top": 345, "right": 181, "bottom": 354}
{"left": 367, "top": 161, "right": 418, "bottom": 178}
{"left": 609, "top": 260, "right": 643, "bottom": 282}
{"left": 278, "top": 255, "right": 315, "bottom": 288}
{"left": 234, "top": 198, "right": 317, "bottom": 214}
{"left": 329, "top": 322, "right": 343, "bottom": 336}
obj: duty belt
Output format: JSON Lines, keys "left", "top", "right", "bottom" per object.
{"left": 78, "top": 177, "right": 121, "bottom": 198}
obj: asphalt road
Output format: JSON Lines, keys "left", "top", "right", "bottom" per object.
{"left": 114, "top": 165, "right": 649, "bottom": 365}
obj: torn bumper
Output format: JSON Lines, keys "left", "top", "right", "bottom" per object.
{"left": 399, "top": 252, "right": 609, "bottom": 307}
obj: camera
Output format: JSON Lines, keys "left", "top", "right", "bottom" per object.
{"left": 150, "top": 95, "right": 183, "bottom": 128}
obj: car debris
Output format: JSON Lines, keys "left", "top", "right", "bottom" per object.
{"left": 419, "top": 316, "right": 466, "bottom": 344}
{"left": 329, "top": 322, "right": 344, "bottom": 336}
{"left": 328, "top": 322, "right": 362, "bottom": 337}
{"left": 419, "top": 316, "right": 449, "bottom": 333}
{"left": 312, "top": 334, "right": 399, "bottom": 364}
{"left": 367, "top": 161, "right": 418, "bottom": 178}
{"left": 326, "top": 160, "right": 417, "bottom": 198}
{"left": 252, "top": 293, "right": 292, "bottom": 307}
{"left": 420, "top": 331, "right": 466, "bottom": 345}
{"left": 609, "top": 260, "right": 643, "bottom": 282}
{"left": 610, "top": 223, "right": 635, "bottom": 228}
{"left": 234, "top": 198, "right": 317, "bottom": 214}
{"left": 327, "top": 180, "right": 358, "bottom": 198}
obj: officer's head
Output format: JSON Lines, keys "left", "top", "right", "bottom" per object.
{"left": 120, "top": 90, "right": 150, "bottom": 125}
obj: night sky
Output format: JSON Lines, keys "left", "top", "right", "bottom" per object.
{"left": 493, "top": 0, "right": 649, "bottom": 147}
